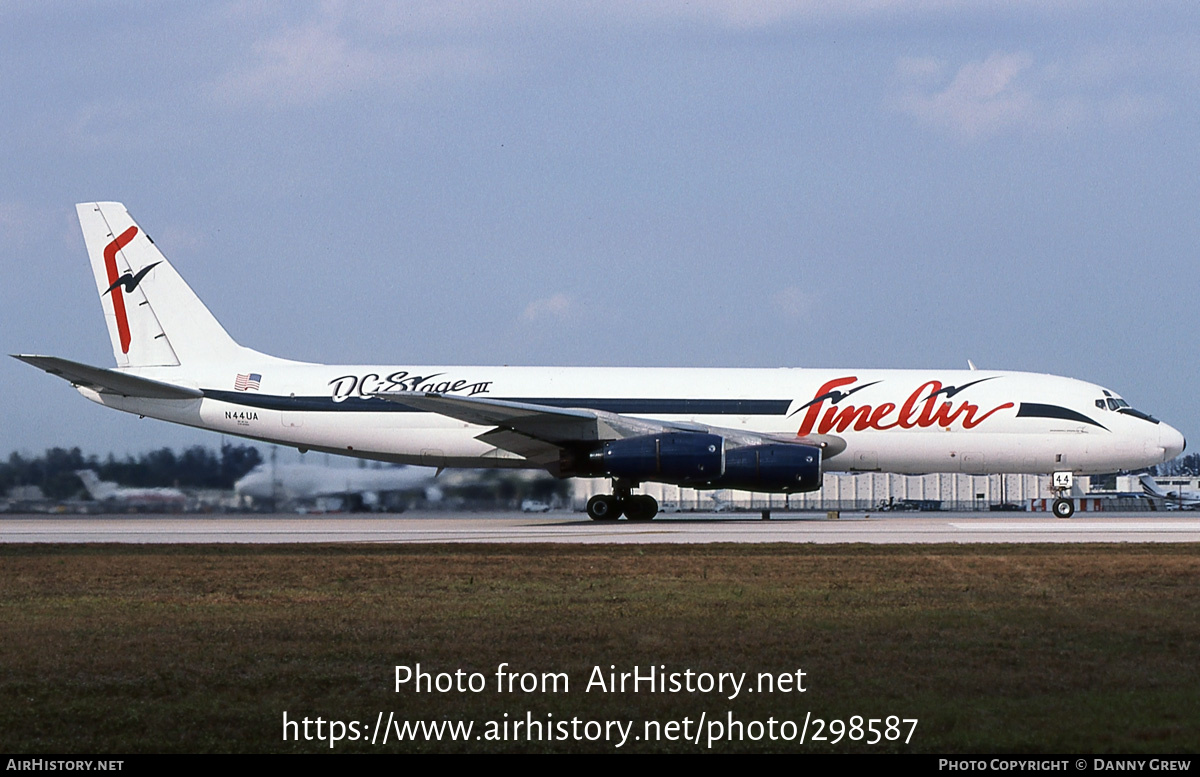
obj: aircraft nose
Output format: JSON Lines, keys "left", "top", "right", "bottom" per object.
{"left": 1159, "top": 423, "right": 1186, "bottom": 463}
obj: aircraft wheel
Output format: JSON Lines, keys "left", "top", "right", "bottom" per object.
{"left": 1052, "top": 498, "right": 1075, "bottom": 519}
{"left": 587, "top": 495, "right": 622, "bottom": 521}
{"left": 623, "top": 495, "right": 659, "bottom": 521}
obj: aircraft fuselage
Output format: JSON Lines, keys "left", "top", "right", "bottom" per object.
{"left": 86, "top": 361, "right": 1181, "bottom": 476}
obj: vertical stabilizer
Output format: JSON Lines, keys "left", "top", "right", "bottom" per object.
{"left": 74, "top": 470, "right": 114, "bottom": 500}
{"left": 77, "top": 202, "right": 243, "bottom": 367}
{"left": 1139, "top": 474, "right": 1167, "bottom": 498}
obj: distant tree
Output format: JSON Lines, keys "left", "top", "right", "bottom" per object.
{"left": 0, "top": 447, "right": 92, "bottom": 499}
{"left": 0, "top": 452, "right": 27, "bottom": 494}
{"left": 1159, "top": 453, "right": 1200, "bottom": 477}
{"left": 140, "top": 448, "right": 179, "bottom": 487}
{"left": 220, "top": 443, "right": 262, "bottom": 486}
{"left": 178, "top": 446, "right": 237, "bottom": 488}
{"left": 0, "top": 443, "right": 265, "bottom": 497}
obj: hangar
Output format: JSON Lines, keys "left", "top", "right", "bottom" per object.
{"left": 572, "top": 472, "right": 1152, "bottom": 513}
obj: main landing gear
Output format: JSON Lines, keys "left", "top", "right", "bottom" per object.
{"left": 586, "top": 480, "right": 659, "bottom": 521}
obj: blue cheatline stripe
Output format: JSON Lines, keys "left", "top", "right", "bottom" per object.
{"left": 1016, "top": 402, "right": 1108, "bottom": 430}
{"left": 202, "top": 390, "right": 793, "bottom": 416}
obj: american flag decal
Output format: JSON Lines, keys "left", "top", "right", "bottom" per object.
{"left": 234, "top": 373, "right": 262, "bottom": 391}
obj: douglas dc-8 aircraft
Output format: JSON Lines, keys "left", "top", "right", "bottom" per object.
{"left": 15, "top": 203, "right": 1186, "bottom": 520}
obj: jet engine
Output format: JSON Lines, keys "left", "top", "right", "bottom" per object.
{"left": 715, "top": 444, "right": 822, "bottom": 493}
{"left": 590, "top": 433, "right": 823, "bottom": 493}
{"left": 593, "top": 432, "right": 724, "bottom": 484}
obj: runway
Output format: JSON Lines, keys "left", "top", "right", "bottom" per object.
{"left": 3, "top": 511, "right": 1200, "bottom": 544}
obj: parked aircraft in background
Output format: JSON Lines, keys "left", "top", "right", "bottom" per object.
{"left": 234, "top": 462, "right": 439, "bottom": 511}
{"left": 1140, "top": 475, "right": 1200, "bottom": 510}
{"left": 15, "top": 203, "right": 1186, "bottom": 522}
{"left": 75, "top": 469, "right": 187, "bottom": 510}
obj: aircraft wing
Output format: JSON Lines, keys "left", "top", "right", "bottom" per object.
{"left": 372, "top": 391, "right": 845, "bottom": 471}
{"left": 376, "top": 393, "right": 606, "bottom": 439}
{"left": 12, "top": 355, "right": 203, "bottom": 400}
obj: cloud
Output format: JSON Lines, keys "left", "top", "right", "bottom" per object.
{"left": 152, "top": 224, "right": 207, "bottom": 256}
{"left": 212, "top": 6, "right": 492, "bottom": 108}
{"left": 892, "top": 50, "right": 1169, "bottom": 140}
{"left": 521, "top": 293, "right": 574, "bottom": 323}
{"left": 894, "top": 52, "right": 1039, "bottom": 139}
{"left": 772, "top": 285, "right": 817, "bottom": 321}
{"left": 0, "top": 201, "right": 35, "bottom": 234}
{"left": 595, "top": 0, "right": 987, "bottom": 30}
{"left": 0, "top": 201, "right": 59, "bottom": 250}
{"left": 215, "top": 1, "right": 1053, "bottom": 110}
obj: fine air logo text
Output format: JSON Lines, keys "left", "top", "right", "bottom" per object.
{"left": 329, "top": 371, "right": 494, "bottom": 403}
{"left": 793, "top": 376, "right": 1014, "bottom": 436}
{"left": 225, "top": 410, "right": 259, "bottom": 427}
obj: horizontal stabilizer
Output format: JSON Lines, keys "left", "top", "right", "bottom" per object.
{"left": 11, "top": 354, "right": 203, "bottom": 399}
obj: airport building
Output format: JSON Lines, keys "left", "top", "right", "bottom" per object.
{"left": 572, "top": 472, "right": 1124, "bottom": 513}
{"left": 1132, "top": 475, "right": 1200, "bottom": 492}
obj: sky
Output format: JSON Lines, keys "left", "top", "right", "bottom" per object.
{"left": 2, "top": 1, "right": 1198, "bottom": 460}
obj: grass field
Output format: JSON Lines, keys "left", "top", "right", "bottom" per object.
{"left": 1, "top": 543, "right": 1197, "bottom": 753}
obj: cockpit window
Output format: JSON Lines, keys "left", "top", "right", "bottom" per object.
{"left": 1118, "top": 407, "right": 1159, "bottom": 424}
{"left": 1098, "top": 394, "right": 1156, "bottom": 423}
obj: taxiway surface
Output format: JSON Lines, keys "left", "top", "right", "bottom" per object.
{"left": 3, "top": 511, "right": 1200, "bottom": 544}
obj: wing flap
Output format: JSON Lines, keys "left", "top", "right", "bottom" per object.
{"left": 475, "top": 429, "right": 566, "bottom": 467}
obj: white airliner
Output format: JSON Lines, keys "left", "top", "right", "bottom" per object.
{"left": 1139, "top": 475, "right": 1200, "bottom": 509}
{"left": 14, "top": 203, "right": 1187, "bottom": 521}
{"left": 234, "top": 462, "right": 439, "bottom": 510}
{"left": 75, "top": 469, "right": 186, "bottom": 510}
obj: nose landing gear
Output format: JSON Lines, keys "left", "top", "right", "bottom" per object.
{"left": 1051, "top": 471, "right": 1075, "bottom": 518}
{"left": 1051, "top": 498, "right": 1075, "bottom": 518}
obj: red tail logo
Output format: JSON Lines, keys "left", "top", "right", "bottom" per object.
{"left": 102, "top": 226, "right": 139, "bottom": 354}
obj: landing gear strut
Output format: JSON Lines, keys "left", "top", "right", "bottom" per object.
{"left": 586, "top": 480, "right": 659, "bottom": 522}
{"left": 1051, "top": 471, "right": 1075, "bottom": 519}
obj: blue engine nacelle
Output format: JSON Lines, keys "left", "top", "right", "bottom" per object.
{"left": 596, "top": 433, "right": 724, "bottom": 484}
{"left": 713, "top": 444, "right": 822, "bottom": 493}
{"left": 592, "top": 435, "right": 822, "bottom": 493}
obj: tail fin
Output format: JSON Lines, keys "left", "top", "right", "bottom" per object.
{"left": 77, "top": 202, "right": 243, "bottom": 367}
{"left": 74, "top": 469, "right": 113, "bottom": 500}
{"left": 1140, "top": 474, "right": 1167, "bottom": 498}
